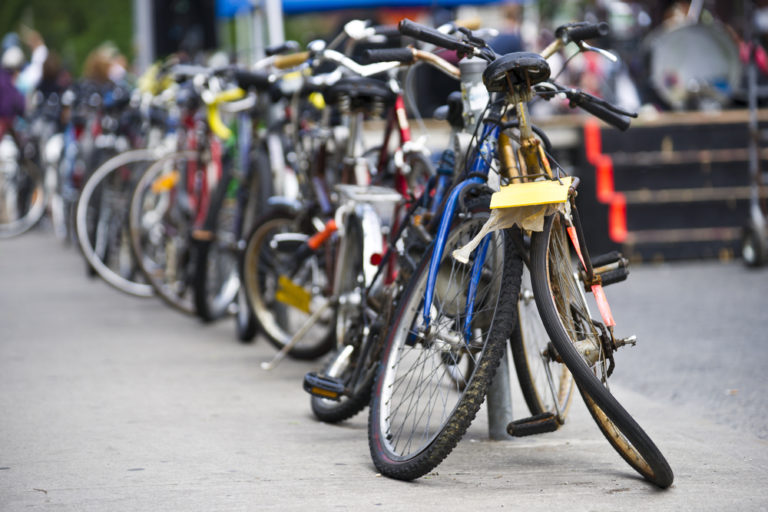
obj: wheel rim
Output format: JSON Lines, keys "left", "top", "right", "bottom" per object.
{"left": 582, "top": 391, "right": 655, "bottom": 479}
{"left": 545, "top": 214, "right": 608, "bottom": 383}
{"left": 377, "top": 217, "right": 506, "bottom": 460}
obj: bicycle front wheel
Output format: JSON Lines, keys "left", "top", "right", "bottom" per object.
{"left": 530, "top": 212, "right": 673, "bottom": 488}
{"left": 129, "top": 150, "right": 201, "bottom": 315}
{"left": 241, "top": 206, "right": 335, "bottom": 360}
{"left": 368, "top": 195, "right": 523, "bottom": 480}
{"left": 75, "top": 149, "right": 158, "bottom": 297}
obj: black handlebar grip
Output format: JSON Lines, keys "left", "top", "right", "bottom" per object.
{"left": 265, "top": 40, "right": 300, "bottom": 57}
{"left": 364, "top": 48, "right": 415, "bottom": 64}
{"left": 171, "top": 64, "right": 209, "bottom": 82}
{"left": 372, "top": 25, "right": 401, "bottom": 38}
{"left": 398, "top": 18, "right": 471, "bottom": 53}
{"left": 576, "top": 98, "right": 630, "bottom": 131}
{"left": 566, "top": 22, "right": 609, "bottom": 43}
{"left": 233, "top": 70, "right": 272, "bottom": 91}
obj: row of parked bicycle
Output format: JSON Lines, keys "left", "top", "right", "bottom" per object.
{"left": 0, "top": 18, "right": 673, "bottom": 488}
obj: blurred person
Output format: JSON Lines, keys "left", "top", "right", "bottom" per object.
{"left": 489, "top": 3, "right": 524, "bottom": 55}
{"left": 83, "top": 44, "right": 116, "bottom": 85}
{"left": 0, "top": 45, "right": 29, "bottom": 222}
{"left": 108, "top": 53, "right": 128, "bottom": 83}
{"left": 2, "top": 32, "right": 23, "bottom": 57}
{"left": 15, "top": 26, "right": 48, "bottom": 95}
{"left": 83, "top": 42, "right": 129, "bottom": 85}
{"left": 0, "top": 46, "right": 26, "bottom": 121}
{"left": 37, "top": 51, "right": 70, "bottom": 99}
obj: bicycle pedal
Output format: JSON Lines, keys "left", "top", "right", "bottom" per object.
{"left": 506, "top": 412, "right": 560, "bottom": 437}
{"left": 591, "top": 251, "right": 630, "bottom": 286}
{"left": 303, "top": 372, "right": 345, "bottom": 401}
{"left": 615, "top": 335, "right": 637, "bottom": 348}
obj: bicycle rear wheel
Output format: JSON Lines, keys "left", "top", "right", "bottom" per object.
{"left": 368, "top": 195, "right": 523, "bottom": 480}
{"left": 510, "top": 265, "right": 574, "bottom": 420}
{"left": 530, "top": 212, "right": 673, "bottom": 488}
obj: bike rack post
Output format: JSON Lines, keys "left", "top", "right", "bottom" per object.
{"left": 486, "top": 348, "right": 514, "bottom": 440}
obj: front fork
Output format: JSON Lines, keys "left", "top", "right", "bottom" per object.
{"left": 421, "top": 122, "right": 501, "bottom": 329}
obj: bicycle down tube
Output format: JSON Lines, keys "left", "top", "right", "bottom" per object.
{"left": 422, "top": 113, "right": 501, "bottom": 327}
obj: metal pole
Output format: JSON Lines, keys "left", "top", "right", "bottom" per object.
{"left": 264, "top": 0, "right": 285, "bottom": 45}
{"left": 251, "top": 4, "right": 266, "bottom": 61}
{"left": 132, "top": 0, "right": 155, "bottom": 74}
{"left": 745, "top": 0, "right": 766, "bottom": 231}
{"left": 486, "top": 347, "right": 514, "bottom": 440}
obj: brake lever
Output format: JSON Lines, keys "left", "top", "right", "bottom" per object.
{"left": 571, "top": 89, "right": 638, "bottom": 118}
{"left": 457, "top": 26, "right": 488, "bottom": 48}
{"left": 577, "top": 41, "right": 618, "bottom": 63}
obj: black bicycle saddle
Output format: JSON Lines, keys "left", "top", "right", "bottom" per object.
{"left": 482, "top": 52, "right": 550, "bottom": 93}
{"left": 325, "top": 77, "right": 395, "bottom": 110}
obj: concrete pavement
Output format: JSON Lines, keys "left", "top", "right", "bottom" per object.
{"left": 1, "top": 230, "right": 767, "bottom": 511}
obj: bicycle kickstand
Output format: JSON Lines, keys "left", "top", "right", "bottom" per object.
{"left": 260, "top": 298, "right": 335, "bottom": 371}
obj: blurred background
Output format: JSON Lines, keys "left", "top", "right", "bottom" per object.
{"left": 2, "top": 0, "right": 767, "bottom": 263}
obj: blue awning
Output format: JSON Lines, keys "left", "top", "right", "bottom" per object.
{"left": 216, "top": 0, "right": 505, "bottom": 18}
{"left": 217, "top": 0, "right": 254, "bottom": 18}
{"left": 283, "top": 0, "right": 503, "bottom": 14}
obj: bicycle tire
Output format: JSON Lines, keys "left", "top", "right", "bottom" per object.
{"left": 129, "top": 149, "right": 201, "bottom": 315}
{"left": 310, "top": 343, "right": 378, "bottom": 423}
{"left": 234, "top": 148, "right": 273, "bottom": 342}
{"left": 75, "top": 149, "right": 159, "bottom": 297}
{"left": 194, "top": 146, "right": 275, "bottom": 323}
{"left": 192, "top": 236, "right": 240, "bottom": 321}
{"left": 235, "top": 286, "right": 259, "bottom": 342}
{"left": 530, "top": 212, "right": 674, "bottom": 488}
{"left": 82, "top": 148, "right": 120, "bottom": 279}
{"left": 509, "top": 265, "right": 574, "bottom": 419}
{"left": 0, "top": 156, "right": 46, "bottom": 239}
{"left": 368, "top": 194, "right": 523, "bottom": 480}
{"left": 192, "top": 173, "right": 239, "bottom": 322}
{"left": 241, "top": 206, "right": 335, "bottom": 360}
{"left": 310, "top": 211, "right": 376, "bottom": 422}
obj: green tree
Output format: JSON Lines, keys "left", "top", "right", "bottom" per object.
{"left": 0, "top": 0, "right": 132, "bottom": 76}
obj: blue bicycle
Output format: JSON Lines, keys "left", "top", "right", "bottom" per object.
{"left": 367, "top": 19, "right": 673, "bottom": 488}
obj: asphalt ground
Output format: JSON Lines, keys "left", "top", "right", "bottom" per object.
{"left": 1, "top": 230, "right": 767, "bottom": 511}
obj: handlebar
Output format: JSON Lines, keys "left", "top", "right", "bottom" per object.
{"left": 363, "top": 47, "right": 460, "bottom": 79}
{"left": 273, "top": 51, "right": 311, "bottom": 70}
{"left": 371, "top": 24, "right": 400, "bottom": 38}
{"left": 571, "top": 95, "right": 630, "bottom": 131}
{"left": 555, "top": 22, "right": 610, "bottom": 44}
{"left": 558, "top": 88, "right": 634, "bottom": 131}
{"left": 205, "top": 87, "right": 246, "bottom": 140}
{"left": 364, "top": 48, "right": 415, "bottom": 65}
{"left": 265, "top": 40, "right": 301, "bottom": 57}
{"left": 398, "top": 19, "right": 475, "bottom": 55}
{"left": 233, "top": 69, "right": 272, "bottom": 91}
